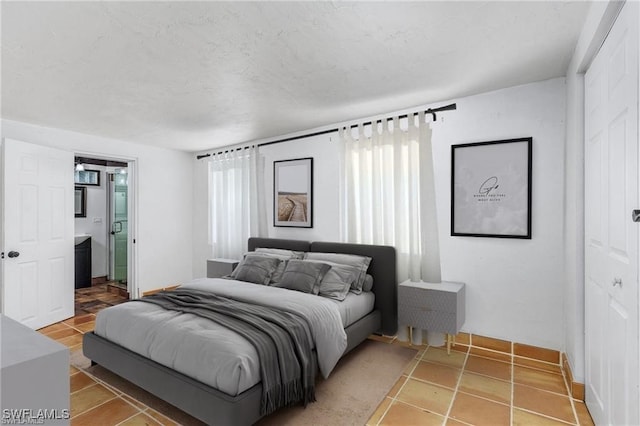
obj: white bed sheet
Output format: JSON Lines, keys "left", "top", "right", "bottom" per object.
{"left": 329, "top": 291, "right": 375, "bottom": 328}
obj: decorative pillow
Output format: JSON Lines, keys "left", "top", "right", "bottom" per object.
{"left": 304, "top": 253, "right": 372, "bottom": 294}
{"left": 231, "top": 254, "right": 281, "bottom": 285}
{"left": 363, "top": 274, "right": 374, "bottom": 292}
{"left": 233, "top": 250, "right": 296, "bottom": 284}
{"left": 279, "top": 260, "right": 331, "bottom": 294}
{"left": 315, "top": 262, "right": 358, "bottom": 301}
{"left": 255, "top": 248, "right": 304, "bottom": 259}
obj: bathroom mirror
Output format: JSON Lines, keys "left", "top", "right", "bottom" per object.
{"left": 75, "top": 186, "right": 86, "bottom": 217}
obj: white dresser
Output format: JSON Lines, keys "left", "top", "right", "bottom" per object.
{"left": 1, "top": 315, "right": 70, "bottom": 424}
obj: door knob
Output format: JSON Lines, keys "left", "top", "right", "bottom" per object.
{"left": 612, "top": 278, "right": 622, "bottom": 287}
{"left": 7, "top": 251, "right": 20, "bottom": 258}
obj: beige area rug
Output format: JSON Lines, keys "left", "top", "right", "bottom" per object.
{"left": 76, "top": 339, "right": 416, "bottom": 425}
{"left": 257, "top": 339, "right": 417, "bottom": 426}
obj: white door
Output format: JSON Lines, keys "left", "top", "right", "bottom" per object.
{"left": 1, "top": 138, "right": 74, "bottom": 329}
{"left": 584, "top": 2, "right": 639, "bottom": 425}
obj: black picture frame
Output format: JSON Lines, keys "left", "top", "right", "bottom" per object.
{"left": 273, "top": 157, "right": 313, "bottom": 228}
{"left": 74, "top": 186, "right": 87, "bottom": 218}
{"left": 451, "top": 137, "right": 532, "bottom": 239}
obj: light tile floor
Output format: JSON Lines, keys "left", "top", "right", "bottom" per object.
{"left": 39, "top": 287, "right": 596, "bottom": 425}
{"left": 366, "top": 336, "right": 595, "bottom": 426}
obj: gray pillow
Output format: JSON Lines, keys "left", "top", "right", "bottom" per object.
{"left": 233, "top": 251, "right": 293, "bottom": 284}
{"left": 317, "top": 263, "right": 358, "bottom": 301}
{"left": 279, "top": 260, "right": 331, "bottom": 294}
{"left": 255, "top": 248, "right": 304, "bottom": 259}
{"left": 232, "top": 254, "right": 281, "bottom": 285}
{"left": 304, "top": 252, "right": 372, "bottom": 294}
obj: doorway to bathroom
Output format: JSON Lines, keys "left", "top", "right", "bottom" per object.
{"left": 74, "top": 155, "right": 136, "bottom": 303}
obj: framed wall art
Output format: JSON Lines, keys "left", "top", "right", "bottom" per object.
{"left": 274, "top": 157, "right": 313, "bottom": 228}
{"left": 451, "top": 137, "right": 532, "bottom": 239}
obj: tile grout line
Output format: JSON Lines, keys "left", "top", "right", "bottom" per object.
{"left": 443, "top": 344, "right": 470, "bottom": 424}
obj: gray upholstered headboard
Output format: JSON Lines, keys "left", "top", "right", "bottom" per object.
{"left": 247, "top": 237, "right": 397, "bottom": 336}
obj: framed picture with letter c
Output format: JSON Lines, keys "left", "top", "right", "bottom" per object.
{"left": 273, "top": 157, "right": 313, "bottom": 228}
{"left": 451, "top": 137, "right": 532, "bottom": 239}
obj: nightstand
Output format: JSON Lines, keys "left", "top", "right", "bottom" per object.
{"left": 398, "top": 280, "right": 465, "bottom": 353}
{"left": 206, "top": 258, "right": 239, "bottom": 278}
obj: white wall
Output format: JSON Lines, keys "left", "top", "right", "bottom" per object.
{"left": 435, "top": 78, "right": 566, "bottom": 350}
{"left": 1, "top": 120, "right": 194, "bottom": 296}
{"left": 74, "top": 165, "right": 109, "bottom": 278}
{"left": 193, "top": 78, "right": 567, "bottom": 350}
{"left": 261, "top": 134, "right": 341, "bottom": 242}
{"left": 563, "top": 0, "right": 623, "bottom": 383}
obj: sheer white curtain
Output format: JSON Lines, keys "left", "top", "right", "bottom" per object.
{"left": 339, "top": 112, "right": 441, "bottom": 284}
{"left": 340, "top": 112, "right": 442, "bottom": 343}
{"left": 208, "top": 146, "right": 266, "bottom": 259}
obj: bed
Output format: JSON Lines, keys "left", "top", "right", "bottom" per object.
{"left": 82, "top": 238, "right": 397, "bottom": 425}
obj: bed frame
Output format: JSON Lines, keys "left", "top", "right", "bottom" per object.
{"left": 83, "top": 238, "right": 396, "bottom": 425}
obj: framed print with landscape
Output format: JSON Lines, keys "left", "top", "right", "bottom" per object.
{"left": 451, "top": 137, "right": 532, "bottom": 239}
{"left": 274, "top": 157, "right": 313, "bottom": 228}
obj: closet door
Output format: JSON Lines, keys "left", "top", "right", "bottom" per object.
{"left": 584, "top": 2, "right": 639, "bottom": 425}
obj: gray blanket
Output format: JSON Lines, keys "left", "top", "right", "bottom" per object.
{"left": 139, "top": 288, "right": 317, "bottom": 415}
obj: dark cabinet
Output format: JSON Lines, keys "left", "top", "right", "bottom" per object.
{"left": 74, "top": 238, "right": 91, "bottom": 289}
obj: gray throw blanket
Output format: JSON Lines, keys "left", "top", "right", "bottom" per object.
{"left": 139, "top": 288, "right": 317, "bottom": 415}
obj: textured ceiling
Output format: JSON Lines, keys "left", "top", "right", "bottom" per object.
{"left": 1, "top": 1, "right": 590, "bottom": 152}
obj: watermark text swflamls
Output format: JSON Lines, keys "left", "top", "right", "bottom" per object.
{"left": 2, "top": 409, "right": 70, "bottom": 424}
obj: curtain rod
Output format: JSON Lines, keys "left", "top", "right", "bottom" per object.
{"left": 196, "top": 102, "right": 456, "bottom": 160}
